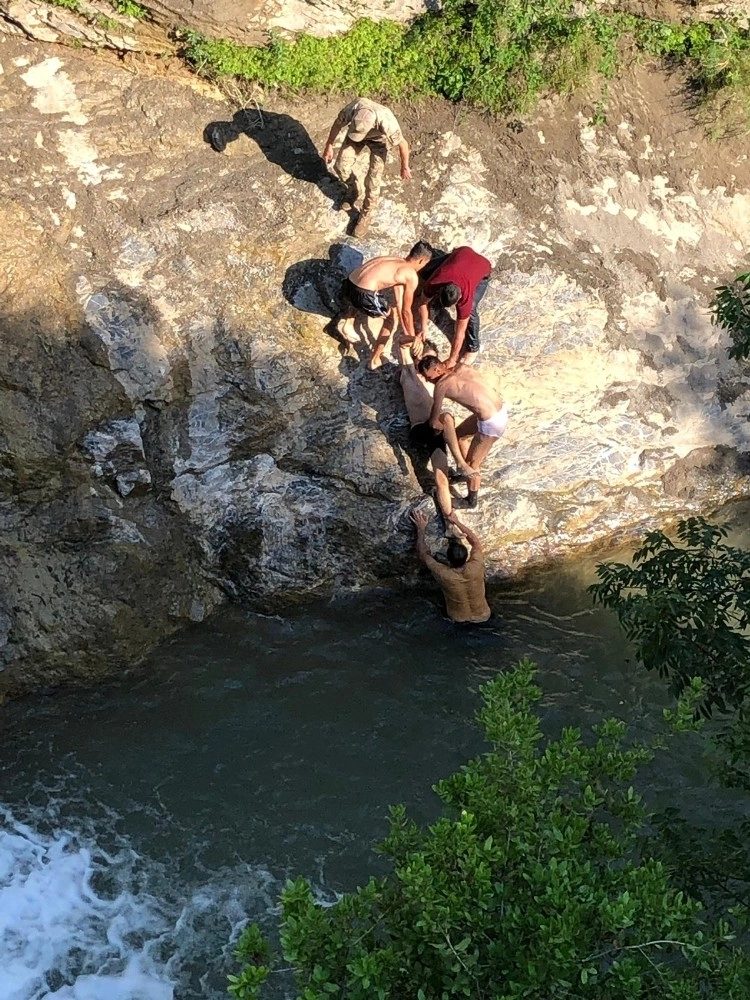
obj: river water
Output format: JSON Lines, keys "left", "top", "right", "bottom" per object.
{"left": 2, "top": 507, "right": 750, "bottom": 1000}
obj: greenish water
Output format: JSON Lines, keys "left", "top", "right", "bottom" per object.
{"left": 2, "top": 506, "right": 750, "bottom": 999}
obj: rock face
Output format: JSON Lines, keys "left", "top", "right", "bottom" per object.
{"left": 3, "top": 0, "right": 748, "bottom": 54}
{"left": 142, "top": 0, "right": 428, "bottom": 43}
{"left": 0, "top": 0, "right": 430, "bottom": 49}
{"left": 2, "top": 32, "right": 750, "bottom": 699}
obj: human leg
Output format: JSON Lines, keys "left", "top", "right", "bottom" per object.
{"left": 465, "top": 433, "right": 496, "bottom": 505}
{"left": 431, "top": 448, "right": 453, "bottom": 522}
{"left": 333, "top": 139, "right": 360, "bottom": 206}
{"left": 462, "top": 276, "right": 489, "bottom": 363}
{"left": 439, "top": 413, "right": 477, "bottom": 478}
{"left": 354, "top": 144, "right": 387, "bottom": 236}
{"left": 369, "top": 307, "right": 397, "bottom": 370}
{"left": 362, "top": 143, "right": 387, "bottom": 213}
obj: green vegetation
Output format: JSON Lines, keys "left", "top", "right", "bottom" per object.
{"left": 45, "top": 0, "right": 81, "bottom": 12}
{"left": 713, "top": 272, "right": 750, "bottom": 361}
{"left": 43, "top": 0, "right": 148, "bottom": 20}
{"left": 95, "top": 14, "right": 120, "bottom": 30}
{"left": 180, "top": 0, "right": 750, "bottom": 127}
{"left": 590, "top": 516, "right": 750, "bottom": 716}
{"left": 109, "top": 0, "right": 148, "bottom": 19}
{"left": 229, "top": 661, "right": 750, "bottom": 999}
{"left": 592, "top": 515, "right": 750, "bottom": 900}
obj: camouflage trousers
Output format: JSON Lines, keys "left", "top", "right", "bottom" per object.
{"left": 333, "top": 138, "right": 388, "bottom": 214}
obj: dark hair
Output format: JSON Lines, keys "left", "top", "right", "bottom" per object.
{"left": 440, "top": 283, "right": 461, "bottom": 307}
{"left": 446, "top": 539, "right": 469, "bottom": 568}
{"left": 408, "top": 240, "right": 433, "bottom": 261}
{"left": 417, "top": 355, "right": 442, "bottom": 377}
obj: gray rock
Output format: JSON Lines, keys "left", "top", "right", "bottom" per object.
{"left": 2, "top": 32, "right": 750, "bottom": 700}
{"left": 82, "top": 417, "right": 152, "bottom": 496}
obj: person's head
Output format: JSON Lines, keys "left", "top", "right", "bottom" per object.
{"left": 446, "top": 539, "right": 469, "bottom": 568}
{"left": 347, "top": 107, "right": 376, "bottom": 142}
{"left": 407, "top": 240, "right": 433, "bottom": 269}
{"left": 439, "top": 282, "right": 461, "bottom": 307}
{"left": 417, "top": 355, "right": 447, "bottom": 382}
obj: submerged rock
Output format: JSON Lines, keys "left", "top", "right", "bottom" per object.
{"left": 1, "top": 33, "right": 750, "bottom": 697}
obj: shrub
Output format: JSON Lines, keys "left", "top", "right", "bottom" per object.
{"left": 229, "top": 661, "right": 750, "bottom": 999}
{"left": 713, "top": 272, "right": 750, "bottom": 361}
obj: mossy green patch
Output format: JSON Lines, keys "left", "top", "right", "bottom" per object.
{"left": 180, "top": 0, "right": 750, "bottom": 132}
{"left": 45, "top": 0, "right": 81, "bottom": 11}
{"left": 109, "top": 0, "right": 148, "bottom": 19}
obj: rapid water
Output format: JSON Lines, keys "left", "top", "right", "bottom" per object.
{"left": 3, "top": 504, "right": 750, "bottom": 999}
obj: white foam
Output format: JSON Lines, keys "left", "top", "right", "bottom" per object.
{"left": 0, "top": 802, "right": 285, "bottom": 1000}
{"left": 0, "top": 810, "right": 174, "bottom": 1000}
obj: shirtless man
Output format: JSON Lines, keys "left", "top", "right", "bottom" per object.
{"left": 398, "top": 339, "right": 475, "bottom": 522}
{"left": 417, "top": 356, "right": 508, "bottom": 508}
{"left": 328, "top": 241, "right": 432, "bottom": 370}
{"left": 410, "top": 509, "right": 490, "bottom": 624}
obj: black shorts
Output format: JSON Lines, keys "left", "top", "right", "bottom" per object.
{"left": 410, "top": 421, "right": 446, "bottom": 457}
{"left": 342, "top": 278, "right": 390, "bottom": 318}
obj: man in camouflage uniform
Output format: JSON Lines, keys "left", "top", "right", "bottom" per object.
{"left": 322, "top": 98, "right": 412, "bottom": 237}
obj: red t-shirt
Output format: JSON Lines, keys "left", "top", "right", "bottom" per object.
{"left": 423, "top": 247, "right": 492, "bottom": 320}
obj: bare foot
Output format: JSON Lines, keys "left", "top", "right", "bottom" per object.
{"left": 368, "top": 355, "right": 384, "bottom": 371}
{"left": 340, "top": 319, "right": 361, "bottom": 344}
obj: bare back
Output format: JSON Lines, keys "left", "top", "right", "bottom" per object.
{"left": 440, "top": 365, "right": 503, "bottom": 421}
{"left": 426, "top": 551, "right": 490, "bottom": 623}
{"left": 350, "top": 256, "right": 419, "bottom": 293}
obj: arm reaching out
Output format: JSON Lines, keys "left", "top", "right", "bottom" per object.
{"left": 446, "top": 315, "right": 469, "bottom": 368}
{"left": 428, "top": 379, "right": 449, "bottom": 430}
{"left": 398, "top": 274, "right": 418, "bottom": 339}
{"left": 447, "top": 513, "right": 483, "bottom": 552}
{"left": 322, "top": 113, "right": 346, "bottom": 163}
{"left": 414, "top": 292, "right": 430, "bottom": 339}
{"left": 398, "top": 139, "right": 412, "bottom": 180}
{"left": 410, "top": 509, "right": 431, "bottom": 564}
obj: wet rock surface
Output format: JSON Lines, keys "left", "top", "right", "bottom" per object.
{"left": 2, "top": 33, "right": 750, "bottom": 698}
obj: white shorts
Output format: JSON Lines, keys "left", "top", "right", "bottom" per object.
{"left": 477, "top": 404, "right": 508, "bottom": 439}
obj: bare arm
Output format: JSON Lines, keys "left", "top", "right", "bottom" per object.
{"left": 397, "top": 139, "right": 412, "bottom": 180}
{"left": 414, "top": 290, "right": 430, "bottom": 338}
{"left": 448, "top": 513, "right": 483, "bottom": 553}
{"left": 322, "top": 113, "right": 347, "bottom": 163}
{"left": 428, "top": 380, "right": 450, "bottom": 429}
{"left": 397, "top": 275, "right": 417, "bottom": 339}
{"left": 447, "top": 315, "right": 469, "bottom": 368}
{"left": 410, "top": 509, "right": 435, "bottom": 567}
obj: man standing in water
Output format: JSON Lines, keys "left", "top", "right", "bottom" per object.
{"left": 328, "top": 242, "right": 433, "bottom": 370}
{"left": 418, "top": 356, "right": 507, "bottom": 508}
{"left": 410, "top": 509, "right": 491, "bottom": 624}
{"left": 414, "top": 246, "right": 493, "bottom": 367}
{"left": 322, "top": 97, "right": 412, "bottom": 237}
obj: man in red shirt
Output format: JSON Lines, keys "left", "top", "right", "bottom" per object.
{"left": 414, "top": 246, "right": 492, "bottom": 367}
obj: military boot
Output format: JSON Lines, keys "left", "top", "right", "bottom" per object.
{"left": 353, "top": 210, "right": 372, "bottom": 237}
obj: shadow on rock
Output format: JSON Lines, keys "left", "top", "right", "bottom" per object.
{"left": 203, "top": 108, "right": 346, "bottom": 206}
{"left": 283, "top": 241, "right": 366, "bottom": 354}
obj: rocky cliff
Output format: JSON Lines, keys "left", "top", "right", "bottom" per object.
{"left": 1, "top": 27, "right": 750, "bottom": 700}
{"left": 2, "top": 0, "right": 749, "bottom": 52}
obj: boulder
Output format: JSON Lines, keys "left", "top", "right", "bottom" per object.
{"left": 2, "top": 35, "right": 750, "bottom": 697}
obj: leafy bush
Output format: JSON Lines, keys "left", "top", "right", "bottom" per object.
{"left": 44, "top": 0, "right": 81, "bottom": 11}
{"left": 590, "top": 516, "right": 750, "bottom": 715}
{"left": 229, "top": 660, "right": 750, "bottom": 999}
{"left": 181, "top": 2, "right": 750, "bottom": 125}
{"left": 713, "top": 272, "right": 750, "bottom": 361}
{"left": 110, "top": 0, "right": 148, "bottom": 18}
